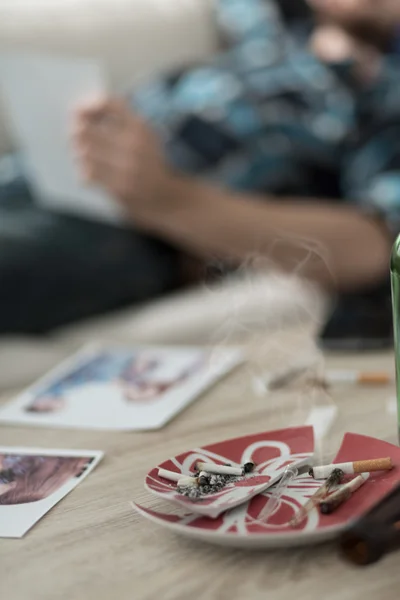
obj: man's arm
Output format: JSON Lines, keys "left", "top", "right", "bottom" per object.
{"left": 72, "top": 98, "right": 391, "bottom": 293}
{"left": 143, "top": 175, "right": 391, "bottom": 292}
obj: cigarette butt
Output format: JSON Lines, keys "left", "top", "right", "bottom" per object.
{"left": 320, "top": 488, "right": 352, "bottom": 514}
{"left": 196, "top": 462, "right": 243, "bottom": 476}
{"left": 353, "top": 458, "right": 393, "bottom": 474}
{"left": 177, "top": 476, "right": 198, "bottom": 488}
{"left": 243, "top": 462, "right": 256, "bottom": 474}
{"left": 198, "top": 471, "right": 211, "bottom": 486}
{"left": 158, "top": 468, "right": 181, "bottom": 482}
{"left": 319, "top": 473, "right": 369, "bottom": 514}
{"left": 310, "top": 458, "right": 393, "bottom": 479}
{"left": 290, "top": 469, "right": 344, "bottom": 526}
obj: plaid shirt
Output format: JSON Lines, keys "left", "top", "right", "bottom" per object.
{"left": 133, "top": 0, "right": 400, "bottom": 239}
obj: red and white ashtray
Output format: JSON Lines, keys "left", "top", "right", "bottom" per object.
{"left": 133, "top": 426, "right": 400, "bottom": 548}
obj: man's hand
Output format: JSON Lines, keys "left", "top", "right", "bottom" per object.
{"left": 71, "top": 97, "right": 177, "bottom": 226}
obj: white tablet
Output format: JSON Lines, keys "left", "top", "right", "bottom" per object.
{"left": 0, "top": 52, "right": 124, "bottom": 224}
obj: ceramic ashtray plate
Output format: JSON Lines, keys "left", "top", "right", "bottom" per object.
{"left": 133, "top": 430, "right": 400, "bottom": 548}
{"left": 144, "top": 426, "right": 314, "bottom": 518}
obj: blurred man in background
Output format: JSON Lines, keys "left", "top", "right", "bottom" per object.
{"left": 1, "top": 0, "right": 400, "bottom": 340}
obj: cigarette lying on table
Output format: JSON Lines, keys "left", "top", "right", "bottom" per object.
{"left": 325, "top": 370, "right": 393, "bottom": 386}
{"left": 319, "top": 473, "right": 369, "bottom": 515}
{"left": 262, "top": 368, "right": 394, "bottom": 392}
{"left": 290, "top": 468, "right": 345, "bottom": 527}
{"left": 309, "top": 457, "right": 393, "bottom": 480}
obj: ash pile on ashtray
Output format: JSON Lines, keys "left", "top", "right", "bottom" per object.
{"left": 177, "top": 461, "right": 256, "bottom": 501}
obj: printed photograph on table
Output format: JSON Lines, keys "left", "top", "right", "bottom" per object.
{"left": 0, "top": 344, "right": 242, "bottom": 431}
{"left": 0, "top": 447, "right": 103, "bottom": 538}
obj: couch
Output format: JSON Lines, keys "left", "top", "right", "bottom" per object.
{"left": 0, "top": 0, "right": 217, "bottom": 155}
{"left": 0, "top": 0, "right": 326, "bottom": 391}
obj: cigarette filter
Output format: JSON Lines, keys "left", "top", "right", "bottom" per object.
{"left": 177, "top": 476, "right": 198, "bottom": 488}
{"left": 357, "top": 372, "right": 392, "bottom": 385}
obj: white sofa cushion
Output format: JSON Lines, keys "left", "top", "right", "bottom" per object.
{"left": 0, "top": 0, "right": 217, "bottom": 154}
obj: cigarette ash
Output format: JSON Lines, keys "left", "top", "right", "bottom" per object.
{"left": 177, "top": 462, "right": 256, "bottom": 501}
{"left": 177, "top": 473, "right": 247, "bottom": 500}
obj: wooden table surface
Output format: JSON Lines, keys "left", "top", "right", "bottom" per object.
{"left": 1, "top": 328, "right": 399, "bottom": 600}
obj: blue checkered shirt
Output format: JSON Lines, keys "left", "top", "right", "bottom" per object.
{"left": 132, "top": 0, "right": 400, "bottom": 239}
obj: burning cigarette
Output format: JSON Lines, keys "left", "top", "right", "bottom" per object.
{"left": 195, "top": 462, "right": 243, "bottom": 476}
{"left": 290, "top": 468, "right": 344, "bottom": 527}
{"left": 177, "top": 476, "right": 198, "bottom": 488}
{"left": 325, "top": 370, "right": 393, "bottom": 386}
{"left": 320, "top": 473, "right": 369, "bottom": 515}
{"left": 264, "top": 368, "right": 393, "bottom": 393}
{"left": 158, "top": 468, "right": 182, "bottom": 483}
{"left": 310, "top": 457, "right": 393, "bottom": 480}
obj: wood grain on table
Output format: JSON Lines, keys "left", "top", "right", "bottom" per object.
{"left": 0, "top": 329, "right": 399, "bottom": 600}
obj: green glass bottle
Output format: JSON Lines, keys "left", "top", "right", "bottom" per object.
{"left": 391, "top": 235, "right": 400, "bottom": 437}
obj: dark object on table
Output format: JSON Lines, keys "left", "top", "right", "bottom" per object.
{"left": 339, "top": 482, "right": 400, "bottom": 566}
{"left": 318, "top": 280, "right": 393, "bottom": 351}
